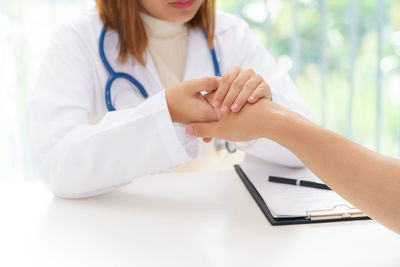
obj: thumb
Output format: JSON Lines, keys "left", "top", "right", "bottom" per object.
{"left": 186, "top": 122, "right": 218, "bottom": 138}
{"left": 186, "top": 76, "right": 221, "bottom": 94}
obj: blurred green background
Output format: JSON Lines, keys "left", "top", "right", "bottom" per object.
{"left": 0, "top": 0, "right": 399, "bottom": 180}
{"left": 218, "top": 0, "right": 400, "bottom": 156}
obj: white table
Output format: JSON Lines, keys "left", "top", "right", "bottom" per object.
{"left": 1, "top": 170, "right": 399, "bottom": 267}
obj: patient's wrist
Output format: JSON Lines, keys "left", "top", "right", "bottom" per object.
{"left": 266, "top": 105, "right": 311, "bottom": 146}
{"left": 259, "top": 101, "right": 294, "bottom": 141}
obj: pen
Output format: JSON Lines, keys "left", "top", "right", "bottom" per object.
{"left": 268, "top": 176, "right": 331, "bottom": 190}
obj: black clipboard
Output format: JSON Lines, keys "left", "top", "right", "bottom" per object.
{"left": 234, "top": 164, "right": 371, "bottom": 225}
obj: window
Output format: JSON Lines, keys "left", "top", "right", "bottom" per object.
{"left": 219, "top": 0, "right": 400, "bottom": 156}
{"left": 0, "top": 0, "right": 93, "bottom": 181}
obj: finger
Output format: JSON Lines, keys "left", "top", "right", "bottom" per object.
{"left": 212, "top": 66, "right": 241, "bottom": 108}
{"left": 205, "top": 77, "right": 221, "bottom": 94}
{"left": 186, "top": 123, "right": 217, "bottom": 138}
{"left": 203, "top": 92, "right": 215, "bottom": 103}
{"left": 220, "top": 69, "right": 253, "bottom": 114}
{"left": 248, "top": 82, "right": 272, "bottom": 103}
{"left": 197, "top": 105, "right": 219, "bottom": 122}
{"left": 187, "top": 76, "right": 220, "bottom": 94}
{"left": 231, "top": 76, "right": 262, "bottom": 112}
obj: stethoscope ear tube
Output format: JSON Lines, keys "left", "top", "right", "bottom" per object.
{"left": 100, "top": 27, "right": 148, "bottom": 112}
{"left": 105, "top": 76, "right": 116, "bottom": 111}
{"left": 99, "top": 28, "right": 114, "bottom": 76}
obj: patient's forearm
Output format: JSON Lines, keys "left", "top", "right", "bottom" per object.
{"left": 266, "top": 111, "right": 400, "bottom": 234}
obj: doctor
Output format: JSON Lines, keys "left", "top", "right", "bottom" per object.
{"left": 27, "top": 0, "right": 313, "bottom": 198}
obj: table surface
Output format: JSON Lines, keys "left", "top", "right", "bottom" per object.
{"left": 1, "top": 169, "right": 399, "bottom": 267}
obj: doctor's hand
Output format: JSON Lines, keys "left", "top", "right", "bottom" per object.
{"left": 165, "top": 77, "right": 221, "bottom": 125}
{"left": 185, "top": 98, "right": 284, "bottom": 142}
{"left": 211, "top": 66, "right": 272, "bottom": 115}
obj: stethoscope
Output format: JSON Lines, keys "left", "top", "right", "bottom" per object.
{"left": 99, "top": 27, "right": 236, "bottom": 154}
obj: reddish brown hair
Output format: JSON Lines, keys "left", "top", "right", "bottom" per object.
{"left": 95, "top": 0, "right": 216, "bottom": 65}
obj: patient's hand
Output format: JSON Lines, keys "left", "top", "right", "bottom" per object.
{"left": 185, "top": 98, "right": 286, "bottom": 142}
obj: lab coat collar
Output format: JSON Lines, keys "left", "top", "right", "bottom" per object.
{"left": 102, "top": 29, "right": 163, "bottom": 96}
{"left": 183, "top": 28, "right": 216, "bottom": 81}
{"left": 215, "top": 11, "right": 237, "bottom": 35}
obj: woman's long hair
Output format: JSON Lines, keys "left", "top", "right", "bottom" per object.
{"left": 95, "top": 0, "right": 216, "bottom": 65}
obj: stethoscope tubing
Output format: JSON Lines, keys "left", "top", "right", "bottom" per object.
{"left": 99, "top": 27, "right": 236, "bottom": 153}
{"left": 100, "top": 28, "right": 149, "bottom": 111}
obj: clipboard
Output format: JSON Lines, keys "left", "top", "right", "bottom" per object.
{"left": 234, "top": 164, "right": 371, "bottom": 225}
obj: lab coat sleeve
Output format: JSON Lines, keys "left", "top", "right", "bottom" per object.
{"left": 173, "top": 123, "right": 199, "bottom": 158}
{"left": 26, "top": 25, "right": 193, "bottom": 198}
{"left": 222, "top": 18, "right": 314, "bottom": 167}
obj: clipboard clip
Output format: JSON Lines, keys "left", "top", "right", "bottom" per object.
{"left": 306, "top": 204, "right": 366, "bottom": 221}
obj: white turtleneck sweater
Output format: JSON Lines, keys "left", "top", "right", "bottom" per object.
{"left": 141, "top": 13, "right": 245, "bottom": 172}
{"left": 141, "top": 13, "right": 188, "bottom": 89}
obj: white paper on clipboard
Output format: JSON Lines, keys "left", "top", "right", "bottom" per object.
{"left": 240, "top": 162, "right": 365, "bottom": 219}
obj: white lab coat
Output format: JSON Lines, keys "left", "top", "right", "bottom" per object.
{"left": 26, "top": 9, "right": 313, "bottom": 198}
